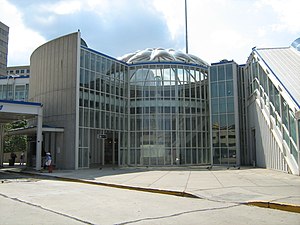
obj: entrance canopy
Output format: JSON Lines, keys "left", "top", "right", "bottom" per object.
{"left": 0, "top": 100, "right": 43, "bottom": 170}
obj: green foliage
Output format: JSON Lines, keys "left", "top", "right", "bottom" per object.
{"left": 4, "top": 120, "right": 27, "bottom": 153}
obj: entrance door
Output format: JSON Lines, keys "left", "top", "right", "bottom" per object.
{"left": 104, "top": 132, "right": 118, "bottom": 165}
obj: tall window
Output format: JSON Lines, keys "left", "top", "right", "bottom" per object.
{"left": 211, "top": 63, "right": 237, "bottom": 165}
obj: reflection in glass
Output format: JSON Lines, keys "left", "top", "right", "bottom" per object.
{"left": 210, "top": 62, "right": 237, "bottom": 166}
{"left": 218, "top": 66, "right": 225, "bottom": 81}
{"left": 211, "top": 83, "right": 218, "bottom": 97}
{"left": 227, "top": 114, "right": 235, "bottom": 128}
{"left": 226, "top": 81, "right": 233, "bottom": 96}
{"left": 210, "top": 67, "right": 218, "bottom": 82}
{"left": 219, "top": 98, "right": 227, "bottom": 113}
{"left": 211, "top": 99, "right": 219, "bottom": 114}
{"left": 226, "top": 65, "right": 233, "bottom": 80}
{"left": 218, "top": 82, "right": 225, "bottom": 97}
{"left": 220, "top": 114, "right": 227, "bottom": 127}
{"left": 213, "top": 148, "right": 220, "bottom": 164}
{"left": 227, "top": 97, "right": 234, "bottom": 113}
{"left": 212, "top": 115, "right": 219, "bottom": 129}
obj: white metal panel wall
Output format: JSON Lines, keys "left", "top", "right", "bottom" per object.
{"left": 248, "top": 95, "right": 289, "bottom": 173}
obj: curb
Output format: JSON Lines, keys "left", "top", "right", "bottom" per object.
{"left": 5, "top": 169, "right": 300, "bottom": 214}
{"left": 55, "top": 176, "right": 200, "bottom": 199}
{"left": 7, "top": 170, "right": 199, "bottom": 199}
{"left": 43, "top": 175, "right": 300, "bottom": 214}
{"left": 246, "top": 201, "right": 300, "bottom": 214}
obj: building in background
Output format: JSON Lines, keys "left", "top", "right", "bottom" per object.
{"left": 7, "top": 65, "right": 30, "bottom": 76}
{"left": 0, "top": 22, "right": 9, "bottom": 76}
{"left": 0, "top": 75, "right": 29, "bottom": 101}
{"left": 0, "top": 66, "right": 31, "bottom": 101}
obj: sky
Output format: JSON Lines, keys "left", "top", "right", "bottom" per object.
{"left": 1, "top": 0, "right": 299, "bottom": 66}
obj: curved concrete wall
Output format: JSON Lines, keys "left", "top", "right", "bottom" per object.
{"left": 30, "top": 32, "right": 79, "bottom": 169}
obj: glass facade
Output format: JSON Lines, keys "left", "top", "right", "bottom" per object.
{"left": 129, "top": 64, "right": 210, "bottom": 166}
{"left": 78, "top": 46, "right": 210, "bottom": 168}
{"left": 0, "top": 76, "right": 29, "bottom": 101}
{"left": 210, "top": 62, "right": 238, "bottom": 166}
{"left": 79, "top": 48, "right": 128, "bottom": 168}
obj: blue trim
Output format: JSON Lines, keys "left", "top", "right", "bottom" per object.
{"left": 81, "top": 46, "right": 128, "bottom": 66}
{"left": 81, "top": 46, "right": 208, "bottom": 69}
{"left": 254, "top": 49, "right": 300, "bottom": 109}
{"left": 211, "top": 60, "right": 235, "bottom": 66}
{"left": 0, "top": 75, "right": 30, "bottom": 80}
{"left": 129, "top": 61, "right": 208, "bottom": 70}
{"left": 0, "top": 99, "right": 42, "bottom": 106}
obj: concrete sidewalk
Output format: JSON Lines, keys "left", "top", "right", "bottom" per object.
{"left": 5, "top": 166, "right": 300, "bottom": 213}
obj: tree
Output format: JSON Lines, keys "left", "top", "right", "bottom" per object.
{"left": 4, "top": 120, "right": 27, "bottom": 153}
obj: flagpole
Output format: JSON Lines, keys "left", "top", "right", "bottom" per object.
{"left": 185, "top": 0, "right": 188, "bottom": 54}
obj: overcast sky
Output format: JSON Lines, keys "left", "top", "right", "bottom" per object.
{"left": 1, "top": 0, "right": 299, "bottom": 66}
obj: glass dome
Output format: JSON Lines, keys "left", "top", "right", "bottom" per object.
{"left": 119, "top": 48, "right": 209, "bottom": 67}
{"left": 122, "top": 48, "right": 210, "bottom": 166}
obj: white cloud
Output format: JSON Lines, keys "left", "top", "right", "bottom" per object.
{"left": 33, "top": 15, "right": 56, "bottom": 26}
{"left": 258, "top": 0, "right": 300, "bottom": 34}
{"left": 40, "top": 0, "right": 82, "bottom": 15}
{"left": 0, "top": 0, "right": 46, "bottom": 65}
{"left": 1, "top": 0, "right": 298, "bottom": 66}
{"left": 153, "top": 0, "right": 184, "bottom": 40}
{"left": 153, "top": 0, "right": 299, "bottom": 64}
{"left": 193, "top": 1, "right": 262, "bottom": 63}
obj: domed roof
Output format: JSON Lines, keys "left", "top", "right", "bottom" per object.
{"left": 118, "top": 48, "right": 209, "bottom": 67}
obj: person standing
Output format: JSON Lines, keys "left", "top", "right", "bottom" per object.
{"left": 45, "top": 152, "right": 52, "bottom": 173}
{"left": 20, "top": 152, "right": 25, "bottom": 166}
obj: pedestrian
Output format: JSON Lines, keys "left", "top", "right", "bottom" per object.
{"left": 20, "top": 151, "right": 25, "bottom": 166}
{"left": 45, "top": 152, "right": 52, "bottom": 173}
{"left": 10, "top": 152, "right": 17, "bottom": 166}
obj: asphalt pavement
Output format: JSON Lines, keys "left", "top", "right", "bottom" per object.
{"left": 4, "top": 166, "right": 300, "bottom": 213}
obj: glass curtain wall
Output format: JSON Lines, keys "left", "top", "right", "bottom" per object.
{"left": 78, "top": 48, "right": 211, "bottom": 168}
{"left": 0, "top": 81, "right": 29, "bottom": 101}
{"left": 210, "top": 62, "right": 238, "bottom": 165}
{"left": 79, "top": 48, "right": 128, "bottom": 168}
{"left": 128, "top": 63, "right": 210, "bottom": 166}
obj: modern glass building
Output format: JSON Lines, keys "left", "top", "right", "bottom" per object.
{"left": 79, "top": 46, "right": 210, "bottom": 167}
{"left": 2, "top": 31, "right": 298, "bottom": 175}
{"left": 78, "top": 44, "right": 129, "bottom": 168}
{"left": 122, "top": 48, "right": 210, "bottom": 166}
{"left": 28, "top": 32, "right": 210, "bottom": 169}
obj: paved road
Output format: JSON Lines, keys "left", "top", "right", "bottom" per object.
{"left": 0, "top": 170, "right": 300, "bottom": 225}
{"left": 21, "top": 166, "right": 300, "bottom": 206}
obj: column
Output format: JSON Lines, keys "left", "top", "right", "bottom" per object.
{"left": 35, "top": 107, "right": 43, "bottom": 170}
{"left": 0, "top": 125, "right": 4, "bottom": 167}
